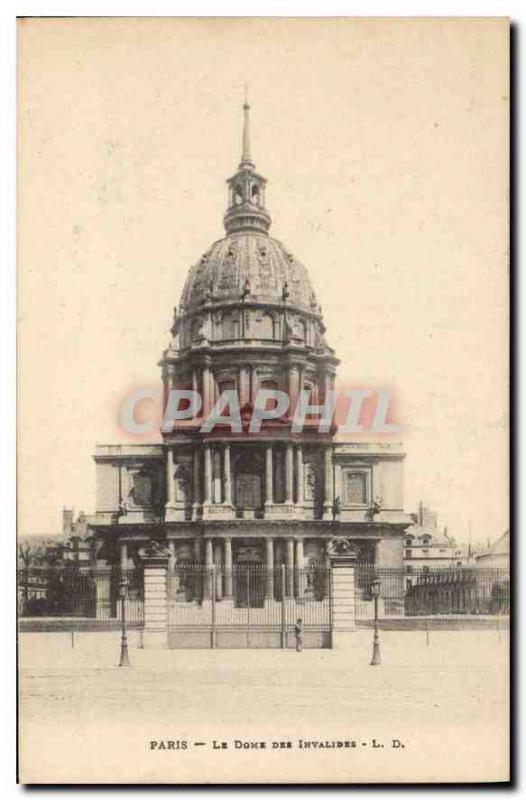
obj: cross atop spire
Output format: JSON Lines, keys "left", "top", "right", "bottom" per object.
{"left": 240, "top": 86, "right": 254, "bottom": 169}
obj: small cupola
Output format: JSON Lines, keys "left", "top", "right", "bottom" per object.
{"left": 223, "top": 100, "right": 272, "bottom": 235}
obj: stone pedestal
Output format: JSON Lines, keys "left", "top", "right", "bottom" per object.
{"left": 138, "top": 540, "right": 171, "bottom": 648}
{"left": 328, "top": 538, "right": 358, "bottom": 648}
{"left": 165, "top": 504, "right": 188, "bottom": 522}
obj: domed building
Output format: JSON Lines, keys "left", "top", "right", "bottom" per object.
{"left": 89, "top": 103, "right": 411, "bottom": 641}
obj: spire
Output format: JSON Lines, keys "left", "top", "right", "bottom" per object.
{"left": 240, "top": 86, "right": 254, "bottom": 168}
{"left": 223, "top": 97, "right": 271, "bottom": 235}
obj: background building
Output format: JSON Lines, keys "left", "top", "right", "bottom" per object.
{"left": 404, "top": 503, "right": 463, "bottom": 587}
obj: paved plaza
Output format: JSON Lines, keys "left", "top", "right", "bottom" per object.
{"left": 19, "top": 629, "right": 509, "bottom": 784}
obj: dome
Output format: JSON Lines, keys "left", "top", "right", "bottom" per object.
{"left": 179, "top": 231, "right": 319, "bottom": 313}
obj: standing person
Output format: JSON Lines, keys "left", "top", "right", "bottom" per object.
{"left": 294, "top": 618, "right": 303, "bottom": 652}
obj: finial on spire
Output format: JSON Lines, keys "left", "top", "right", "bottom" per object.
{"left": 240, "top": 85, "right": 253, "bottom": 168}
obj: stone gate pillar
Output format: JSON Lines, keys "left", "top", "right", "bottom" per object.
{"left": 327, "top": 538, "right": 358, "bottom": 648}
{"left": 138, "top": 540, "right": 171, "bottom": 649}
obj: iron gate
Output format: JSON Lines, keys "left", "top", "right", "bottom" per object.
{"left": 167, "top": 564, "right": 332, "bottom": 649}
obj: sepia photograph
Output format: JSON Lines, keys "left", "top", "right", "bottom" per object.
{"left": 16, "top": 16, "right": 509, "bottom": 784}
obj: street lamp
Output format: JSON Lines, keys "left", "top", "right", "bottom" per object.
{"left": 118, "top": 578, "right": 130, "bottom": 667}
{"left": 370, "top": 576, "right": 382, "bottom": 666}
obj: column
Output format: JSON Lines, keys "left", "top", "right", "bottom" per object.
{"left": 323, "top": 445, "right": 334, "bottom": 520}
{"left": 286, "top": 538, "right": 294, "bottom": 597}
{"left": 224, "top": 537, "right": 233, "bottom": 598}
{"left": 192, "top": 446, "right": 201, "bottom": 519}
{"left": 250, "top": 366, "right": 258, "bottom": 404}
{"left": 202, "top": 365, "right": 211, "bottom": 416}
{"left": 204, "top": 538, "right": 213, "bottom": 599}
{"left": 239, "top": 366, "right": 251, "bottom": 407}
{"left": 223, "top": 444, "right": 232, "bottom": 505}
{"left": 212, "top": 447, "right": 222, "bottom": 503}
{"left": 165, "top": 446, "right": 175, "bottom": 506}
{"left": 266, "top": 538, "right": 274, "bottom": 601}
{"left": 168, "top": 540, "right": 176, "bottom": 570}
{"left": 285, "top": 443, "right": 294, "bottom": 505}
{"left": 295, "top": 538, "right": 304, "bottom": 598}
{"left": 214, "top": 542, "right": 223, "bottom": 601}
{"left": 203, "top": 443, "right": 212, "bottom": 504}
{"left": 288, "top": 365, "right": 300, "bottom": 416}
{"left": 120, "top": 541, "right": 128, "bottom": 572}
{"left": 265, "top": 444, "right": 273, "bottom": 508}
{"left": 324, "top": 372, "right": 334, "bottom": 401}
{"left": 295, "top": 445, "right": 304, "bottom": 507}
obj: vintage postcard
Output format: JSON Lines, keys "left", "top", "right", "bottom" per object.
{"left": 17, "top": 17, "right": 510, "bottom": 784}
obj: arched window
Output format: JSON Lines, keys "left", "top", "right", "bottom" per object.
{"left": 260, "top": 379, "right": 280, "bottom": 412}
{"left": 251, "top": 184, "right": 260, "bottom": 206}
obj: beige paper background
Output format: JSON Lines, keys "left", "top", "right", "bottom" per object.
{"left": 18, "top": 17, "right": 509, "bottom": 784}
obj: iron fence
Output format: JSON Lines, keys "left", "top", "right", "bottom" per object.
{"left": 18, "top": 563, "right": 510, "bottom": 631}
{"left": 167, "top": 564, "right": 332, "bottom": 637}
{"left": 17, "top": 566, "right": 144, "bottom": 627}
{"left": 354, "top": 564, "right": 510, "bottom": 619}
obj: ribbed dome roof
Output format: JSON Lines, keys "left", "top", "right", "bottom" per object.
{"left": 179, "top": 231, "right": 318, "bottom": 313}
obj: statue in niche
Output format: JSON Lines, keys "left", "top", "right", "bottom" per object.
{"left": 174, "top": 463, "right": 191, "bottom": 503}
{"left": 304, "top": 463, "right": 316, "bottom": 501}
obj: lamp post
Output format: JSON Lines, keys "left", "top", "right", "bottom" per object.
{"left": 370, "top": 576, "right": 381, "bottom": 666}
{"left": 118, "top": 578, "right": 130, "bottom": 667}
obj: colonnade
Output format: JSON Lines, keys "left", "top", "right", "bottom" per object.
{"left": 119, "top": 537, "right": 312, "bottom": 601}
{"left": 165, "top": 442, "right": 335, "bottom": 517}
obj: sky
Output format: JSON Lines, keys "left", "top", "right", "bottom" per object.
{"left": 18, "top": 17, "right": 509, "bottom": 545}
